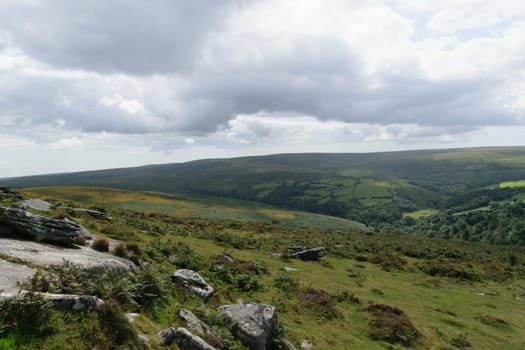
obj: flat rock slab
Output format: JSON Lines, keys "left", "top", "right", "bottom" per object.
{"left": 18, "top": 199, "right": 52, "bottom": 212}
{"left": 0, "top": 238, "right": 133, "bottom": 275}
{"left": 0, "top": 259, "right": 35, "bottom": 297}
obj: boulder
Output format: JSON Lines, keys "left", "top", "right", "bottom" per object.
{"left": 174, "top": 327, "right": 217, "bottom": 350}
{"left": 281, "top": 339, "right": 298, "bottom": 350}
{"left": 217, "top": 252, "right": 234, "bottom": 263}
{"left": 39, "top": 292, "right": 105, "bottom": 312}
{"left": 180, "top": 308, "right": 208, "bottom": 334}
{"left": 158, "top": 327, "right": 177, "bottom": 345}
{"left": 66, "top": 207, "right": 112, "bottom": 221}
{"left": 0, "top": 291, "right": 104, "bottom": 312}
{"left": 0, "top": 207, "right": 91, "bottom": 245}
{"left": 172, "top": 269, "right": 214, "bottom": 299}
{"left": 126, "top": 312, "right": 140, "bottom": 323}
{"left": 218, "top": 302, "right": 278, "bottom": 350}
{"left": 289, "top": 247, "right": 326, "bottom": 261}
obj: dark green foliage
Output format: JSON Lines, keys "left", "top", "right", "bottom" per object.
{"left": 0, "top": 293, "right": 54, "bottom": 338}
{"left": 97, "top": 302, "right": 140, "bottom": 348}
{"left": 113, "top": 243, "right": 128, "bottom": 258}
{"left": 418, "top": 260, "right": 480, "bottom": 281}
{"left": 477, "top": 315, "right": 511, "bottom": 329}
{"left": 274, "top": 273, "right": 299, "bottom": 292}
{"left": 366, "top": 304, "right": 419, "bottom": 345}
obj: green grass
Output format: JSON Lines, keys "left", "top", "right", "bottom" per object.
{"left": 500, "top": 180, "right": 525, "bottom": 188}
{"left": 4, "top": 187, "right": 525, "bottom": 349}
{"left": 403, "top": 209, "right": 437, "bottom": 219}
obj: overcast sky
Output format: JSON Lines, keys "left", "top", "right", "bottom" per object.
{"left": 1, "top": 0, "right": 525, "bottom": 177}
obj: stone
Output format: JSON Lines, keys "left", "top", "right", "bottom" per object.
{"left": 138, "top": 334, "right": 150, "bottom": 344}
{"left": 289, "top": 247, "right": 326, "bottom": 261}
{"left": 39, "top": 292, "right": 105, "bottom": 312}
{"left": 158, "top": 327, "right": 177, "bottom": 346}
{"left": 0, "top": 207, "right": 91, "bottom": 245}
{"left": 180, "top": 308, "right": 208, "bottom": 334}
{"left": 0, "top": 291, "right": 104, "bottom": 312}
{"left": 301, "top": 340, "right": 313, "bottom": 350}
{"left": 217, "top": 252, "right": 234, "bottom": 262}
{"left": 17, "top": 199, "right": 52, "bottom": 212}
{"left": 172, "top": 269, "right": 214, "bottom": 299}
{"left": 283, "top": 266, "right": 297, "bottom": 272}
{"left": 0, "top": 259, "right": 35, "bottom": 297}
{"left": 173, "top": 327, "right": 217, "bottom": 350}
{"left": 218, "top": 302, "right": 278, "bottom": 350}
{"left": 66, "top": 207, "right": 112, "bottom": 220}
{"left": 126, "top": 312, "right": 140, "bottom": 323}
{"left": 0, "top": 238, "right": 134, "bottom": 276}
{"left": 281, "top": 338, "right": 298, "bottom": 350}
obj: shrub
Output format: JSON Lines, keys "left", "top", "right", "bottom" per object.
{"left": 91, "top": 237, "right": 110, "bottom": 252}
{"left": 366, "top": 304, "right": 419, "bottom": 345}
{"left": 0, "top": 292, "right": 54, "bottom": 337}
{"left": 73, "top": 235, "right": 87, "bottom": 246}
{"left": 274, "top": 273, "right": 299, "bottom": 293}
{"left": 299, "top": 288, "right": 340, "bottom": 319}
{"left": 418, "top": 260, "right": 480, "bottom": 281}
{"left": 113, "top": 243, "right": 128, "bottom": 258}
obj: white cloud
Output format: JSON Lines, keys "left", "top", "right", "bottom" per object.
{"left": 0, "top": 0, "right": 524, "bottom": 176}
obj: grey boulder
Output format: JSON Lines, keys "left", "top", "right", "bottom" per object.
{"left": 289, "top": 247, "right": 326, "bottom": 261}
{"left": 180, "top": 308, "right": 209, "bottom": 334}
{"left": 158, "top": 327, "right": 217, "bottom": 350}
{"left": 218, "top": 302, "right": 278, "bottom": 350}
{"left": 172, "top": 269, "right": 214, "bottom": 299}
{"left": 0, "top": 207, "right": 91, "bottom": 245}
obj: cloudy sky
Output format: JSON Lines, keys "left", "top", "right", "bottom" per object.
{"left": 1, "top": 0, "right": 525, "bottom": 177}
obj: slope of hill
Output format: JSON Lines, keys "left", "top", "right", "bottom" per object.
{"left": 3, "top": 146, "right": 525, "bottom": 245}
{"left": 1, "top": 188, "right": 525, "bottom": 349}
{"left": 22, "top": 186, "right": 369, "bottom": 232}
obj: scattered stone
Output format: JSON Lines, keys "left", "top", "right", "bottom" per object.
{"left": 217, "top": 252, "right": 234, "bottom": 263}
{"left": 287, "top": 246, "right": 305, "bottom": 254}
{"left": 172, "top": 269, "right": 214, "bottom": 299}
{"left": 66, "top": 207, "right": 112, "bottom": 220}
{"left": 126, "top": 312, "right": 140, "bottom": 323}
{"left": 0, "top": 207, "right": 91, "bottom": 245}
{"left": 169, "top": 255, "right": 181, "bottom": 264}
{"left": 174, "top": 327, "right": 217, "bottom": 350}
{"left": 39, "top": 292, "right": 105, "bottom": 312}
{"left": 218, "top": 302, "right": 278, "bottom": 350}
{"left": 158, "top": 327, "right": 177, "bottom": 346}
{"left": 0, "top": 291, "right": 104, "bottom": 312}
{"left": 289, "top": 247, "right": 326, "bottom": 261}
{"left": 17, "top": 199, "right": 52, "bottom": 212}
{"left": 281, "top": 338, "right": 298, "bottom": 350}
{"left": 138, "top": 334, "right": 150, "bottom": 344}
{"left": 283, "top": 266, "right": 297, "bottom": 272}
{"left": 180, "top": 308, "right": 208, "bottom": 334}
{"left": 301, "top": 340, "right": 313, "bottom": 350}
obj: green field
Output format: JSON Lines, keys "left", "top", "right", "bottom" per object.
{"left": 403, "top": 209, "right": 437, "bottom": 219}
{"left": 500, "top": 180, "right": 525, "bottom": 188}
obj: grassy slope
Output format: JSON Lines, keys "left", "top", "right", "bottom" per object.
{"left": 2, "top": 188, "right": 525, "bottom": 349}
{"left": 23, "top": 186, "right": 369, "bottom": 232}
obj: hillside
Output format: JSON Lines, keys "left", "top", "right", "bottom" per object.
{"left": 1, "top": 187, "right": 525, "bottom": 349}
{"left": 3, "top": 147, "right": 525, "bottom": 246}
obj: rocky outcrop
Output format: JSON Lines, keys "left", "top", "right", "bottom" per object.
{"left": 0, "top": 207, "right": 92, "bottom": 245}
{"left": 0, "top": 238, "right": 134, "bottom": 275}
{"left": 0, "top": 291, "right": 104, "bottom": 312}
{"left": 218, "top": 302, "right": 278, "bottom": 350}
{"left": 39, "top": 292, "right": 105, "bottom": 312}
{"left": 180, "top": 308, "right": 209, "bottom": 334}
{"left": 172, "top": 269, "right": 214, "bottom": 299}
{"left": 66, "top": 207, "right": 112, "bottom": 221}
{"left": 159, "top": 327, "right": 217, "bottom": 349}
{"left": 16, "top": 199, "right": 52, "bottom": 212}
{"left": 288, "top": 247, "right": 326, "bottom": 261}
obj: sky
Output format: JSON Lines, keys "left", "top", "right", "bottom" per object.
{"left": 1, "top": 0, "right": 525, "bottom": 177}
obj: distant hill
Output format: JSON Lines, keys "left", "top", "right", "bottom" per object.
{"left": 3, "top": 146, "right": 525, "bottom": 243}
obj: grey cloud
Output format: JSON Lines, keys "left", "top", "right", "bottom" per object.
{"left": 0, "top": 0, "right": 246, "bottom": 75}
